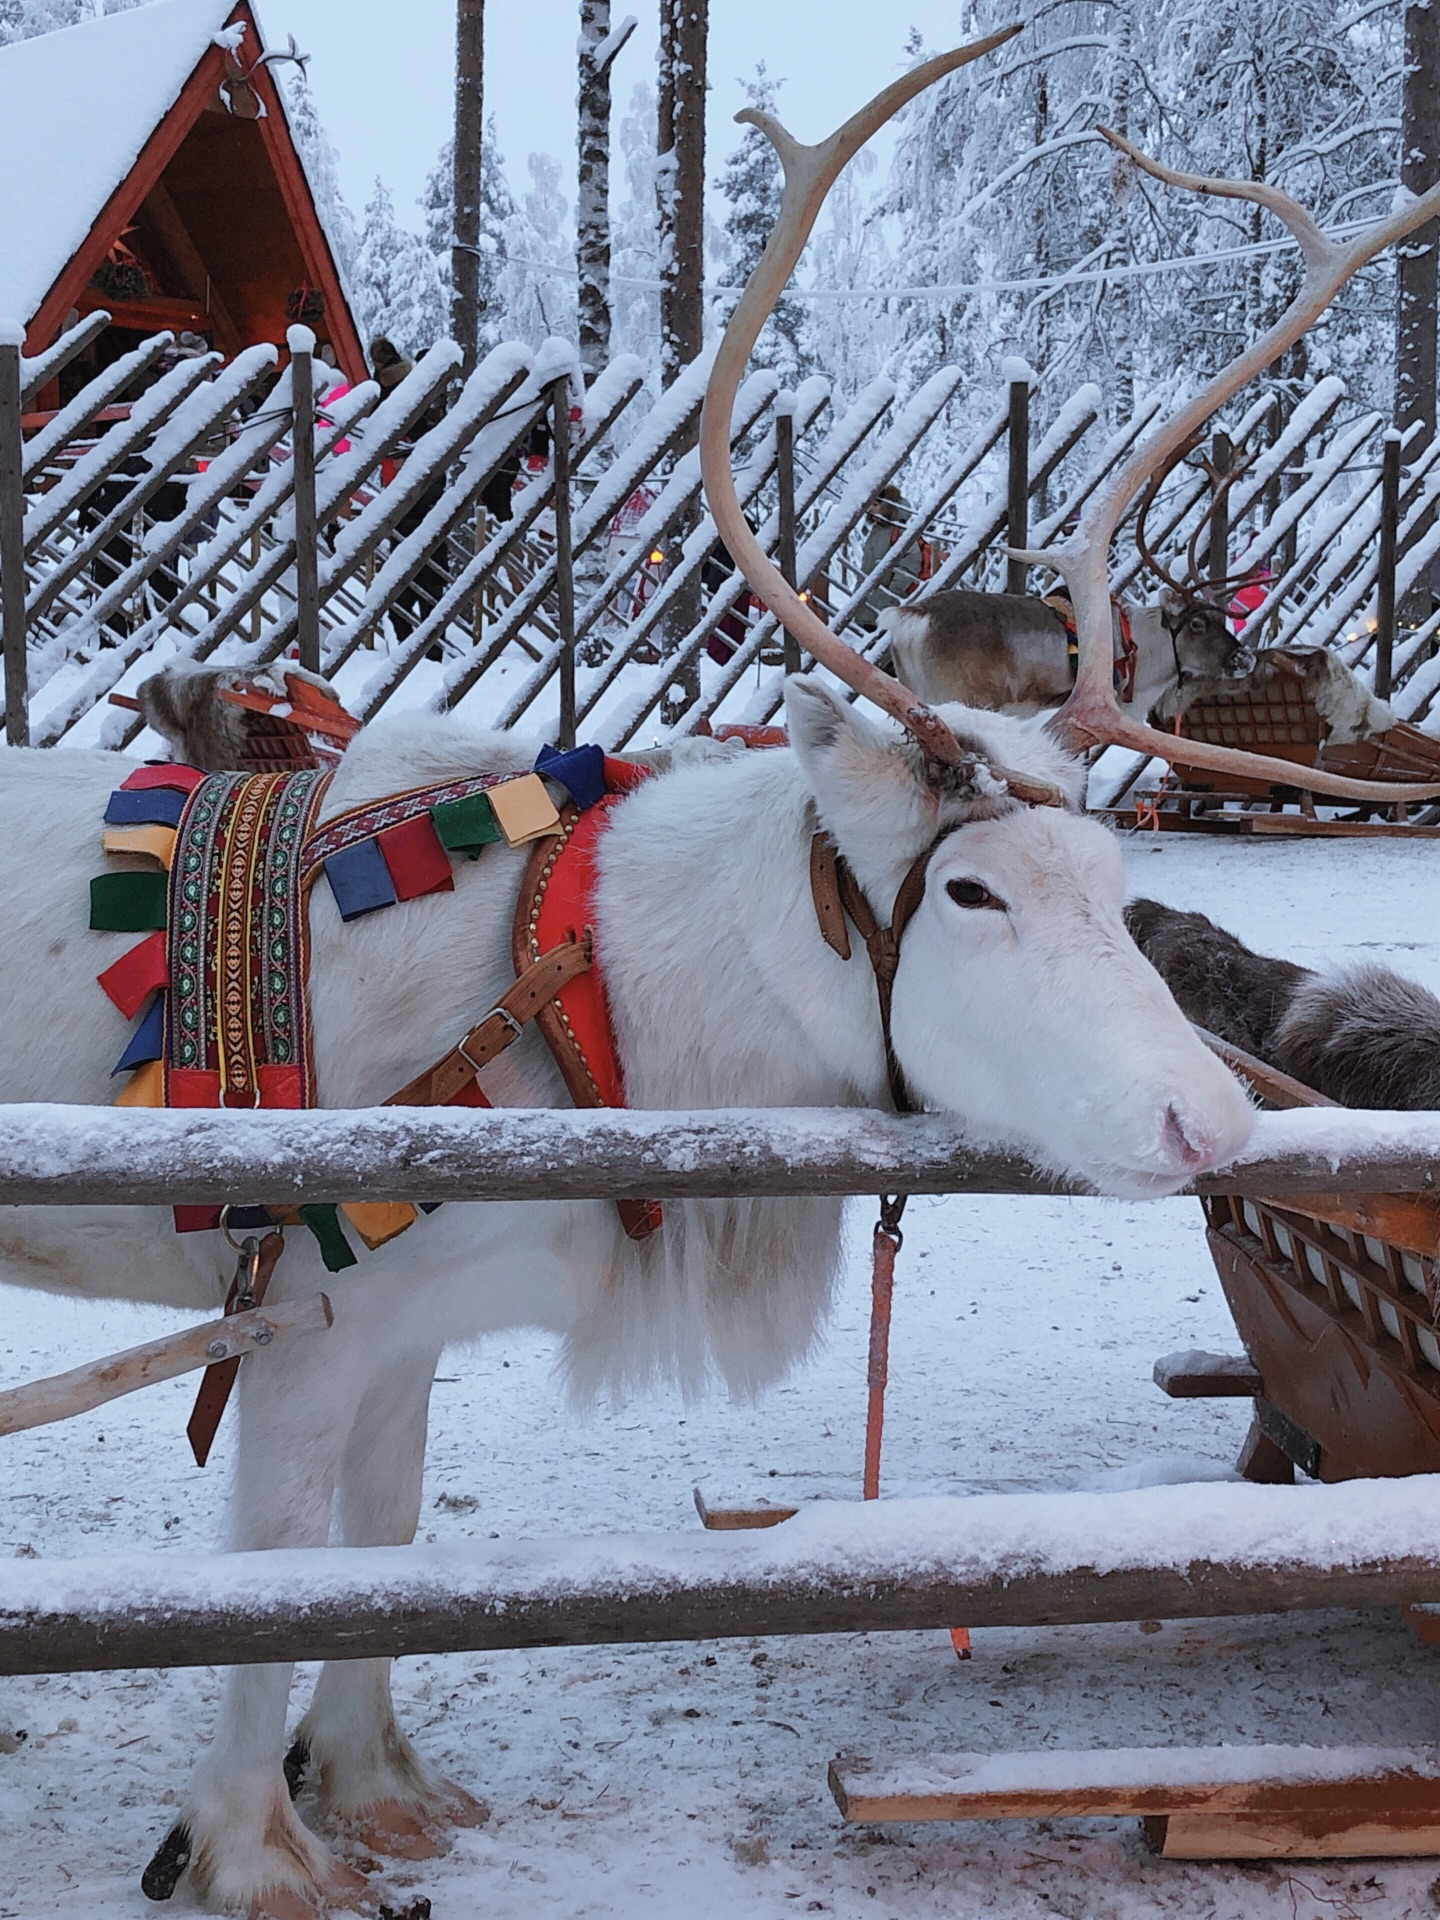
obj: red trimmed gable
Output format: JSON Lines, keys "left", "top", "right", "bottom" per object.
{"left": 23, "top": 3, "right": 364, "bottom": 383}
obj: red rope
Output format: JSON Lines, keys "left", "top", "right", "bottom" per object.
{"left": 863, "top": 1217, "right": 900, "bottom": 1501}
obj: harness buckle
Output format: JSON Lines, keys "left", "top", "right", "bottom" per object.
{"left": 460, "top": 1004, "right": 524, "bottom": 1073}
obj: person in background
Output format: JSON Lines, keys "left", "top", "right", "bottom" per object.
{"left": 854, "top": 481, "right": 926, "bottom": 632}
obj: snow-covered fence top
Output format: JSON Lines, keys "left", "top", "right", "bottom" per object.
{"left": 0, "top": 1102, "right": 1432, "bottom": 1205}
{"left": 5, "top": 1473, "right": 1439, "bottom": 1676}
{"left": 8, "top": 310, "right": 1439, "bottom": 753}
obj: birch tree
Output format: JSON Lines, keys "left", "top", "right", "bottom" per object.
{"left": 452, "top": 0, "right": 485, "bottom": 373}
{"left": 577, "top": 2, "right": 637, "bottom": 376}
{"left": 656, "top": 0, "right": 708, "bottom": 388}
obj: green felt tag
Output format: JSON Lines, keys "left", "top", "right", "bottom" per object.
{"left": 431, "top": 792, "right": 502, "bottom": 858}
{"left": 90, "top": 870, "right": 169, "bottom": 933}
{"left": 298, "top": 1203, "right": 359, "bottom": 1273}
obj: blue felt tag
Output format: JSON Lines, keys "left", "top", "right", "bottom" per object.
{"left": 112, "top": 994, "right": 165, "bottom": 1076}
{"left": 103, "top": 787, "right": 188, "bottom": 829}
{"left": 535, "top": 743, "right": 606, "bottom": 812}
{"left": 324, "top": 838, "right": 398, "bottom": 921}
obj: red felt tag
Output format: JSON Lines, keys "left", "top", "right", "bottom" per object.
{"left": 378, "top": 814, "right": 454, "bottom": 903}
{"left": 119, "top": 764, "right": 208, "bottom": 794}
{"left": 602, "top": 756, "right": 651, "bottom": 794}
{"left": 174, "top": 1205, "right": 224, "bottom": 1233}
{"left": 97, "top": 930, "right": 169, "bottom": 1020}
{"left": 166, "top": 1064, "right": 305, "bottom": 1109}
{"left": 447, "top": 1078, "right": 491, "bottom": 1107}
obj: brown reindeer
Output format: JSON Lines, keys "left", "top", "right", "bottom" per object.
{"left": 880, "top": 586, "right": 1251, "bottom": 723}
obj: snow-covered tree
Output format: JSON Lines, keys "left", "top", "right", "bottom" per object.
{"left": 422, "top": 116, "right": 516, "bottom": 354}
{"left": 277, "top": 66, "right": 361, "bottom": 297}
{"left": 353, "top": 178, "right": 447, "bottom": 356}
{"left": 716, "top": 63, "right": 805, "bottom": 381}
{"left": 0, "top": 0, "right": 146, "bottom": 44}
{"left": 878, "top": 2, "right": 1400, "bottom": 432}
{"left": 610, "top": 80, "right": 661, "bottom": 367}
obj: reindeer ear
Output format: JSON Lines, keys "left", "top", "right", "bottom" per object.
{"left": 785, "top": 674, "right": 936, "bottom": 847}
{"left": 785, "top": 675, "right": 891, "bottom": 774}
{"left": 1159, "top": 585, "right": 1185, "bottom": 616}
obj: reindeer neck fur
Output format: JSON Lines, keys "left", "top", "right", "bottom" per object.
{"left": 1118, "top": 603, "right": 1183, "bottom": 717}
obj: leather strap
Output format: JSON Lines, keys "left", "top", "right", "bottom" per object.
{"left": 186, "top": 1230, "right": 286, "bottom": 1468}
{"left": 813, "top": 831, "right": 939, "bottom": 1116}
{"left": 810, "top": 831, "right": 850, "bottom": 960}
{"left": 384, "top": 938, "right": 593, "bottom": 1108}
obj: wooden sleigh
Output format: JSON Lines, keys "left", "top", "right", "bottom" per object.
{"left": 1102, "top": 652, "right": 1440, "bottom": 837}
{"left": 1158, "top": 1034, "right": 1440, "bottom": 1499}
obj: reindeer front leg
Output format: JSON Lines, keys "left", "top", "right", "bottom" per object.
{"left": 147, "top": 1287, "right": 369, "bottom": 1919}
{"left": 291, "top": 1340, "right": 488, "bottom": 1862}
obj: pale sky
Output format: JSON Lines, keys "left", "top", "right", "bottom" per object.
{"left": 260, "top": 0, "right": 979, "bottom": 232}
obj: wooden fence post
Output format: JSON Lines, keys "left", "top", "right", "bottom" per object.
{"left": 0, "top": 336, "right": 28, "bottom": 746}
{"left": 288, "top": 328, "right": 320, "bottom": 674}
{"left": 1375, "top": 428, "right": 1403, "bottom": 702}
{"left": 1208, "top": 429, "right": 1232, "bottom": 590}
{"left": 552, "top": 376, "right": 577, "bottom": 749}
{"left": 776, "top": 390, "right": 800, "bottom": 674}
{"left": 1005, "top": 369, "right": 1030, "bottom": 597}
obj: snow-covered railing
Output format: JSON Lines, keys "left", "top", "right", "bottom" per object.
{"left": 9, "top": 309, "right": 1440, "bottom": 751}
{"left": 0, "top": 1102, "right": 1431, "bottom": 1205}
{"left": 5, "top": 1473, "right": 1439, "bottom": 1675}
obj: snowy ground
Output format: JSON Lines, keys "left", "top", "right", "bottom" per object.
{"left": 6, "top": 831, "right": 1440, "bottom": 1918}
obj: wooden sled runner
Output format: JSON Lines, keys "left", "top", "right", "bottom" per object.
{"left": 1102, "top": 651, "right": 1440, "bottom": 836}
{"left": 830, "top": 1745, "right": 1440, "bottom": 1858}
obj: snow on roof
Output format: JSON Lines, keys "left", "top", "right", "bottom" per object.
{"left": 0, "top": 0, "right": 240, "bottom": 332}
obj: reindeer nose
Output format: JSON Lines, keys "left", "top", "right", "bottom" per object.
{"left": 1162, "top": 1103, "right": 1219, "bottom": 1174}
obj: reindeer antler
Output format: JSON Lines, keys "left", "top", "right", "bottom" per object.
{"left": 698, "top": 26, "right": 1065, "bottom": 808}
{"left": 1020, "top": 128, "right": 1440, "bottom": 802}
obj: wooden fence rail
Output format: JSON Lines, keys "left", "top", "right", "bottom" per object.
{"left": 0, "top": 1102, "right": 1425, "bottom": 1206}
{"left": 7, "top": 313, "right": 1440, "bottom": 753}
{"left": 2, "top": 1473, "right": 1436, "bottom": 1675}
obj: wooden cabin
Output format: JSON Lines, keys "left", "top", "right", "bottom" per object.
{"left": 0, "top": 0, "right": 365, "bottom": 400}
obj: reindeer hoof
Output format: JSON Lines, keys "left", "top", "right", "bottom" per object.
{"left": 379, "top": 1902, "right": 432, "bottom": 1920}
{"left": 284, "top": 1737, "right": 311, "bottom": 1800}
{"left": 245, "top": 1858, "right": 373, "bottom": 1919}
{"left": 441, "top": 1782, "right": 490, "bottom": 1828}
{"left": 345, "top": 1800, "right": 450, "bottom": 1861}
{"left": 140, "top": 1821, "right": 191, "bottom": 1900}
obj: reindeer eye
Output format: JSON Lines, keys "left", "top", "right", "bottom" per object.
{"left": 947, "top": 879, "right": 1004, "bottom": 911}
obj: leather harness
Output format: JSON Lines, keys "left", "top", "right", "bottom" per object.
{"left": 808, "top": 829, "right": 945, "bottom": 1116}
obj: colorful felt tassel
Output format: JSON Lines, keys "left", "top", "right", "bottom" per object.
{"left": 91, "top": 870, "right": 168, "bottom": 932}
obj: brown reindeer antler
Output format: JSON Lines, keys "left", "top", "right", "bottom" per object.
{"left": 698, "top": 27, "right": 1065, "bottom": 808}
{"left": 1014, "top": 129, "right": 1440, "bottom": 802}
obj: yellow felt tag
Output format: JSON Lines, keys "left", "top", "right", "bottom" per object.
{"left": 341, "top": 1201, "right": 419, "bottom": 1250}
{"left": 114, "top": 1059, "right": 166, "bottom": 1107}
{"left": 488, "top": 773, "right": 561, "bottom": 845}
{"left": 102, "top": 824, "right": 176, "bottom": 869}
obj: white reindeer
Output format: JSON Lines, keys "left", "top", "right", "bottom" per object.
{"left": 0, "top": 688, "right": 1250, "bottom": 1913}
{"left": 10, "top": 22, "right": 1440, "bottom": 1913}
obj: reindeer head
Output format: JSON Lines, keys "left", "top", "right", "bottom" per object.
{"left": 782, "top": 675, "right": 1253, "bottom": 1193}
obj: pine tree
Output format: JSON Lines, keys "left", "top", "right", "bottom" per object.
{"left": 353, "top": 178, "right": 446, "bottom": 357}
{"left": 278, "top": 67, "right": 360, "bottom": 296}
{"left": 422, "top": 116, "right": 516, "bottom": 354}
{"left": 717, "top": 63, "right": 804, "bottom": 382}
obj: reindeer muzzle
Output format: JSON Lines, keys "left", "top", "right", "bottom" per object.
{"left": 1224, "top": 643, "right": 1257, "bottom": 679}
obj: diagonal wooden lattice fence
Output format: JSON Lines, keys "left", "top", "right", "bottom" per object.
{"left": 2, "top": 313, "right": 1436, "bottom": 760}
